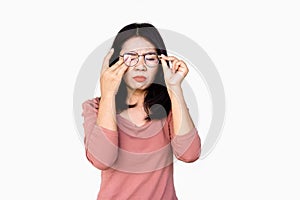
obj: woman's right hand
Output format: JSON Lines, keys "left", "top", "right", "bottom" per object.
{"left": 100, "top": 49, "right": 128, "bottom": 98}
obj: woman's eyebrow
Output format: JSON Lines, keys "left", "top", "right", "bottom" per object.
{"left": 144, "top": 51, "right": 157, "bottom": 54}
{"left": 126, "top": 51, "right": 137, "bottom": 54}
{"left": 139, "top": 51, "right": 157, "bottom": 55}
{"left": 124, "top": 51, "right": 157, "bottom": 55}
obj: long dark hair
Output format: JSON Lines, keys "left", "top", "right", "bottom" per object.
{"left": 109, "top": 23, "right": 171, "bottom": 120}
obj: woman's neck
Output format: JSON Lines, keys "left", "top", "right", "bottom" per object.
{"left": 127, "top": 89, "right": 145, "bottom": 107}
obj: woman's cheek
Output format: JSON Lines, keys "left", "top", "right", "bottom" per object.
{"left": 122, "top": 74, "right": 131, "bottom": 86}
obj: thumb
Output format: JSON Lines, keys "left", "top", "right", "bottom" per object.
{"left": 160, "top": 54, "right": 170, "bottom": 76}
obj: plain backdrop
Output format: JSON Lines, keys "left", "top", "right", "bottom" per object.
{"left": 0, "top": 0, "right": 299, "bottom": 199}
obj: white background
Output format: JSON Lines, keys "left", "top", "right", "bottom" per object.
{"left": 1, "top": 0, "right": 299, "bottom": 199}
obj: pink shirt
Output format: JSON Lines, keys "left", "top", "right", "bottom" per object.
{"left": 82, "top": 98, "right": 201, "bottom": 200}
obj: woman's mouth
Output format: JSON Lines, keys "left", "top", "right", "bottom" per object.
{"left": 133, "top": 76, "right": 147, "bottom": 82}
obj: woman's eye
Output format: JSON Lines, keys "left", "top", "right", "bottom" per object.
{"left": 146, "top": 58, "right": 155, "bottom": 61}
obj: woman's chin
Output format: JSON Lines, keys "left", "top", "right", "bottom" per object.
{"left": 129, "top": 83, "right": 151, "bottom": 91}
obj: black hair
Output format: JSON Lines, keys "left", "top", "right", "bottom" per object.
{"left": 109, "top": 23, "right": 171, "bottom": 120}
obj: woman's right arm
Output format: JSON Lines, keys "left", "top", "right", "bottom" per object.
{"left": 82, "top": 49, "right": 128, "bottom": 170}
{"left": 97, "top": 48, "right": 127, "bottom": 130}
{"left": 82, "top": 98, "right": 119, "bottom": 170}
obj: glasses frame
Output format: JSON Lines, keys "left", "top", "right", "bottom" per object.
{"left": 119, "top": 52, "right": 162, "bottom": 68}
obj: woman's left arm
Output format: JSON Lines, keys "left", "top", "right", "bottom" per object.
{"left": 160, "top": 55, "right": 195, "bottom": 135}
{"left": 160, "top": 55, "right": 201, "bottom": 162}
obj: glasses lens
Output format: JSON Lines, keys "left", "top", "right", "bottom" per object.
{"left": 145, "top": 53, "right": 159, "bottom": 67}
{"left": 123, "top": 53, "right": 138, "bottom": 67}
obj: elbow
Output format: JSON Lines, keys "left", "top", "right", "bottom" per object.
{"left": 94, "top": 163, "right": 113, "bottom": 171}
{"left": 172, "top": 128, "right": 202, "bottom": 163}
{"left": 177, "top": 144, "right": 201, "bottom": 163}
{"left": 179, "top": 156, "right": 199, "bottom": 163}
{"left": 86, "top": 150, "right": 117, "bottom": 170}
{"left": 177, "top": 150, "right": 200, "bottom": 163}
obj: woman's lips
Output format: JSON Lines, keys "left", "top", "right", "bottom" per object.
{"left": 133, "top": 76, "right": 147, "bottom": 82}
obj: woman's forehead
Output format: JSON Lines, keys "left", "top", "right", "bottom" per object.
{"left": 121, "top": 37, "right": 156, "bottom": 53}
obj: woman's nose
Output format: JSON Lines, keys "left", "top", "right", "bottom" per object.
{"left": 134, "top": 56, "right": 147, "bottom": 71}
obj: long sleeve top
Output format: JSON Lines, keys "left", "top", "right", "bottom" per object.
{"left": 82, "top": 97, "right": 201, "bottom": 200}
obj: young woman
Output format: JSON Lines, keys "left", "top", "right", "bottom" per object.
{"left": 82, "top": 23, "right": 201, "bottom": 200}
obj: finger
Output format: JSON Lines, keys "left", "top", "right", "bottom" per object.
{"left": 160, "top": 54, "right": 168, "bottom": 69}
{"left": 124, "top": 57, "right": 132, "bottom": 67}
{"left": 101, "top": 48, "right": 114, "bottom": 72}
{"left": 160, "top": 55, "right": 180, "bottom": 72}
{"left": 160, "top": 55, "right": 178, "bottom": 62}
{"left": 116, "top": 63, "right": 129, "bottom": 78}
{"left": 176, "top": 61, "right": 189, "bottom": 76}
{"left": 172, "top": 60, "right": 179, "bottom": 73}
{"left": 109, "top": 57, "right": 125, "bottom": 71}
{"left": 177, "top": 61, "right": 187, "bottom": 71}
{"left": 160, "top": 54, "right": 171, "bottom": 76}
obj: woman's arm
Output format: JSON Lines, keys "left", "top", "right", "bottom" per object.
{"left": 97, "top": 95, "right": 117, "bottom": 130}
{"left": 82, "top": 49, "right": 128, "bottom": 170}
{"left": 167, "top": 96, "right": 201, "bottom": 163}
{"left": 82, "top": 98, "right": 118, "bottom": 170}
{"left": 161, "top": 55, "right": 201, "bottom": 162}
{"left": 168, "top": 86, "right": 195, "bottom": 135}
{"left": 97, "top": 48, "right": 128, "bottom": 131}
{"left": 160, "top": 54, "right": 196, "bottom": 135}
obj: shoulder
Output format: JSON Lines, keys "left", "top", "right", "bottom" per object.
{"left": 82, "top": 97, "right": 100, "bottom": 109}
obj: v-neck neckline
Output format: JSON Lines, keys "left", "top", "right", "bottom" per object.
{"left": 116, "top": 113, "right": 168, "bottom": 139}
{"left": 117, "top": 113, "right": 152, "bottom": 128}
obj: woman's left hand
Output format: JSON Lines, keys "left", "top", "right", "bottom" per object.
{"left": 160, "top": 54, "right": 189, "bottom": 87}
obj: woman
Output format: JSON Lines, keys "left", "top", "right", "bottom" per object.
{"left": 82, "top": 23, "right": 201, "bottom": 200}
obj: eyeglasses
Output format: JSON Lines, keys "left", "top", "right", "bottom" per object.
{"left": 119, "top": 52, "right": 160, "bottom": 68}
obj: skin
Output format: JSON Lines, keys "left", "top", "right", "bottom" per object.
{"left": 119, "top": 37, "right": 160, "bottom": 126}
{"left": 96, "top": 36, "right": 195, "bottom": 135}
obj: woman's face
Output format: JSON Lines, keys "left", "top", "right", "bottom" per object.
{"left": 120, "top": 36, "right": 159, "bottom": 91}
